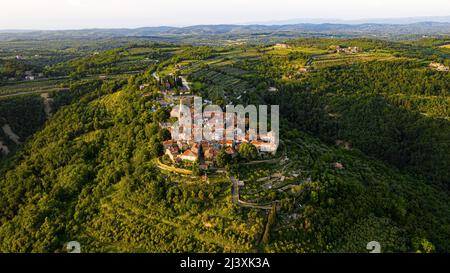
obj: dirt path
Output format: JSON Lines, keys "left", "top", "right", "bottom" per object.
{"left": 180, "top": 76, "right": 190, "bottom": 91}
{"left": 230, "top": 175, "right": 272, "bottom": 210}
{"left": 40, "top": 93, "right": 53, "bottom": 118}
{"left": 306, "top": 57, "right": 315, "bottom": 66}
{"left": 0, "top": 140, "right": 9, "bottom": 155}
{"left": 2, "top": 124, "right": 21, "bottom": 145}
{"left": 152, "top": 71, "right": 160, "bottom": 81}
{"left": 154, "top": 158, "right": 193, "bottom": 175}
{"left": 241, "top": 158, "right": 280, "bottom": 166}
{"left": 306, "top": 54, "right": 323, "bottom": 66}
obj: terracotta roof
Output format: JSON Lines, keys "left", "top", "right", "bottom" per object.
{"left": 163, "top": 140, "right": 176, "bottom": 145}
{"left": 251, "top": 140, "right": 266, "bottom": 146}
{"left": 218, "top": 140, "right": 234, "bottom": 145}
{"left": 180, "top": 149, "right": 198, "bottom": 157}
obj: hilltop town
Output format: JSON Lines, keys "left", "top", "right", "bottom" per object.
{"left": 159, "top": 89, "right": 278, "bottom": 172}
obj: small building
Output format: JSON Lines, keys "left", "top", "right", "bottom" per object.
{"left": 218, "top": 140, "right": 234, "bottom": 147}
{"left": 204, "top": 147, "right": 219, "bottom": 162}
{"left": 274, "top": 43, "right": 290, "bottom": 49}
{"left": 335, "top": 46, "right": 360, "bottom": 54}
{"left": 178, "top": 149, "right": 198, "bottom": 162}
{"left": 251, "top": 140, "right": 277, "bottom": 154}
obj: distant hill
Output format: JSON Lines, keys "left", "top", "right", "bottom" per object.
{"left": 250, "top": 16, "right": 450, "bottom": 25}
{"left": 0, "top": 22, "right": 449, "bottom": 41}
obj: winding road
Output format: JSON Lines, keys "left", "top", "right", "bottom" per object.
{"left": 230, "top": 175, "right": 272, "bottom": 210}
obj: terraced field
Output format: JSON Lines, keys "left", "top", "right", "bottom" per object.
{"left": 310, "top": 52, "right": 400, "bottom": 69}
{"left": 189, "top": 68, "right": 255, "bottom": 102}
{"left": 0, "top": 78, "right": 67, "bottom": 96}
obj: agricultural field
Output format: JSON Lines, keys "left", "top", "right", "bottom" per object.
{"left": 309, "top": 51, "right": 400, "bottom": 69}
{"left": 0, "top": 78, "right": 67, "bottom": 96}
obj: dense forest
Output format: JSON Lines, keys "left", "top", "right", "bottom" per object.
{"left": 268, "top": 60, "right": 450, "bottom": 186}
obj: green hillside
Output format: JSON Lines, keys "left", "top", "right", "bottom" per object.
{"left": 0, "top": 38, "right": 449, "bottom": 253}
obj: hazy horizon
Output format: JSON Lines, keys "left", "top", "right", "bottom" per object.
{"left": 1, "top": 16, "right": 450, "bottom": 32}
{"left": 0, "top": 0, "right": 449, "bottom": 30}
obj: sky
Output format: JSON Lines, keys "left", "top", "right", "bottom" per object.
{"left": 0, "top": 0, "right": 449, "bottom": 30}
